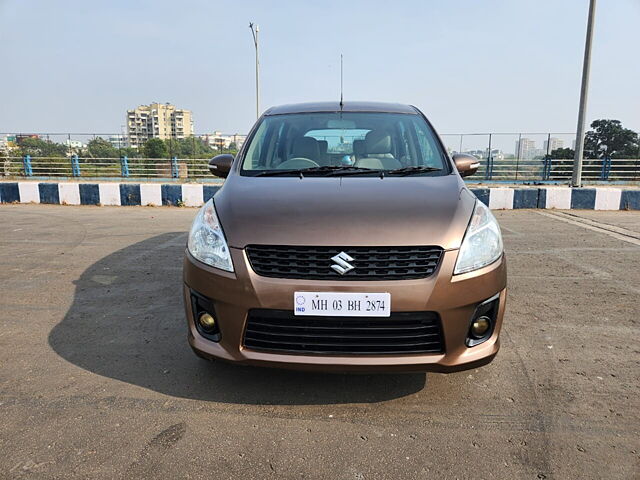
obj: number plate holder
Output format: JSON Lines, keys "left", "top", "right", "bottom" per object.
{"left": 293, "top": 292, "right": 391, "bottom": 317}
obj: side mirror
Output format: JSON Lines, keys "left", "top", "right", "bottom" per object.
{"left": 452, "top": 154, "right": 480, "bottom": 177}
{"left": 209, "top": 154, "right": 234, "bottom": 178}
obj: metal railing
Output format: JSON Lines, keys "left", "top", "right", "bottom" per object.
{"left": 2, "top": 154, "right": 639, "bottom": 183}
{"left": 1, "top": 156, "right": 213, "bottom": 180}
{"left": 463, "top": 156, "right": 640, "bottom": 182}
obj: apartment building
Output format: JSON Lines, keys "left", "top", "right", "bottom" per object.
{"left": 515, "top": 137, "right": 537, "bottom": 159}
{"left": 126, "top": 103, "right": 194, "bottom": 148}
{"left": 108, "top": 135, "right": 127, "bottom": 148}
{"left": 543, "top": 137, "right": 564, "bottom": 154}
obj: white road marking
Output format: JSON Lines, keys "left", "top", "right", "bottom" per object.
{"left": 535, "top": 210, "right": 640, "bottom": 246}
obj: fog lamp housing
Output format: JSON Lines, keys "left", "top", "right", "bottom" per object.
{"left": 471, "top": 316, "right": 491, "bottom": 338}
{"left": 190, "top": 290, "right": 221, "bottom": 342}
{"left": 466, "top": 294, "right": 500, "bottom": 347}
{"left": 199, "top": 313, "right": 216, "bottom": 331}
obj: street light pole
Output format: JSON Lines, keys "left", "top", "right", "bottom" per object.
{"left": 249, "top": 23, "right": 260, "bottom": 120}
{"left": 572, "top": 0, "right": 597, "bottom": 187}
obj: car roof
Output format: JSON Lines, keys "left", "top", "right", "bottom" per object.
{"left": 264, "top": 101, "right": 418, "bottom": 115}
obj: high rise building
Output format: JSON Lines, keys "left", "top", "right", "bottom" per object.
{"left": 126, "top": 103, "right": 194, "bottom": 148}
{"left": 515, "top": 138, "right": 537, "bottom": 159}
{"left": 543, "top": 137, "right": 564, "bottom": 154}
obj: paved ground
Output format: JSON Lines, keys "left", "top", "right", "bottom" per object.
{"left": 0, "top": 205, "right": 638, "bottom": 479}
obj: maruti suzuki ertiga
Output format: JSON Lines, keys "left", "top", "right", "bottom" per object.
{"left": 183, "top": 101, "right": 506, "bottom": 372}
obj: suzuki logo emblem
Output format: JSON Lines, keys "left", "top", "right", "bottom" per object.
{"left": 331, "top": 251, "right": 355, "bottom": 275}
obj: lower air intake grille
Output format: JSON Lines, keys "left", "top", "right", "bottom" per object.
{"left": 243, "top": 310, "right": 444, "bottom": 355}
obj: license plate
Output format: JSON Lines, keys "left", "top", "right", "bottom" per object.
{"left": 293, "top": 292, "right": 391, "bottom": 317}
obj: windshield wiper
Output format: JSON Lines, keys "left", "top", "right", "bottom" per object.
{"left": 255, "top": 165, "right": 382, "bottom": 177}
{"left": 255, "top": 168, "right": 307, "bottom": 176}
{"left": 386, "top": 166, "right": 442, "bottom": 176}
{"left": 324, "top": 166, "right": 384, "bottom": 176}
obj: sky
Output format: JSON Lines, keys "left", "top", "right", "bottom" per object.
{"left": 0, "top": 0, "right": 638, "bottom": 152}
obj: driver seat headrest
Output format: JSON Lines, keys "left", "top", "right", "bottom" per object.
{"left": 290, "top": 137, "right": 320, "bottom": 161}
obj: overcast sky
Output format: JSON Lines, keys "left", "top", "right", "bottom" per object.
{"left": 1, "top": 0, "right": 638, "bottom": 148}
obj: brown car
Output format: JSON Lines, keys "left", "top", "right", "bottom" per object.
{"left": 183, "top": 101, "right": 506, "bottom": 372}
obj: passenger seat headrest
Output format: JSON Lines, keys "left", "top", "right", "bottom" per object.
{"left": 364, "top": 130, "right": 392, "bottom": 155}
{"left": 318, "top": 140, "right": 328, "bottom": 155}
{"left": 352, "top": 139, "right": 365, "bottom": 156}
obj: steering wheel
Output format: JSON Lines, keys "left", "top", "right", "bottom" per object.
{"left": 276, "top": 158, "right": 320, "bottom": 169}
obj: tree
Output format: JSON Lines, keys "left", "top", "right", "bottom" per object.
{"left": 166, "top": 137, "right": 215, "bottom": 158}
{"left": 86, "top": 138, "right": 119, "bottom": 158}
{"left": 120, "top": 147, "right": 140, "bottom": 158}
{"left": 549, "top": 148, "right": 575, "bottom": 159}
{"left": 143, "top": 138, "right": 168, "bottom": 158}
{"left": 584, "top": 119, "right": 639, "bottom": 159}
{"left": 16, "top": 137, "right": 68, "bottom": 157}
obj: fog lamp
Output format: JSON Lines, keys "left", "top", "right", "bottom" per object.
{"left": 198, "top": 313, "right": 216, "bottom": 331}
{"left": 470, "top": 316, "right": 491, "bottom": 338}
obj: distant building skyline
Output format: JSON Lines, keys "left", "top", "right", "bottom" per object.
{"left": 63, "top": 139, "right": 83, "bottom": 149}
{"left": 461, "top": 148, "right": 505, "bottom": 161}
{"left": 200, "top": 132, "right": 246, "bottom": 150}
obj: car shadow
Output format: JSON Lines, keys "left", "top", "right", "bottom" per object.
{"left": 48, "top": 232, "right": 426, "bottom": 405}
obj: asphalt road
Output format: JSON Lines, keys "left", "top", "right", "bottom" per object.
{"left": 0, "top": 205, "right": 638, "bottom": 479}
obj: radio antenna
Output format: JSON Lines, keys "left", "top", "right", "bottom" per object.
{"left": 339, "top": 54, "right": 344, "bottom": 109}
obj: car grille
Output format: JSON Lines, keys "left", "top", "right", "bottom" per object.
{"left": 245, "top": 245, "right": 443, "bottom": 280}
{"left": 243, "top": 310, "right": 444, "bottom": 355}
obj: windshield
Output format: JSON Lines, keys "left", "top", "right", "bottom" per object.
{"left": 241, "top": 112, "right": 449, "bottom": 176}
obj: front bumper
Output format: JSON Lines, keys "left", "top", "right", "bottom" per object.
{"left": 183, "top": 247, "right": 507, "bottom": 373}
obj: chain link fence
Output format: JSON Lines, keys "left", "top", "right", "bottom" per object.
{"left": 440, "top": 132, "right": 639, "bottom": 182}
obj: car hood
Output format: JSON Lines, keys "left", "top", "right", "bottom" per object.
{"left": 214, "top": 174, "right": 476, "bottom": 250}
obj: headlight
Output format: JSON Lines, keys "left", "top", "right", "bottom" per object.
{"left": 187, "top": 198, "right": 234, "bottom": 272}
{"left": 454, "top": 200, "right": 503, "bottom": 274}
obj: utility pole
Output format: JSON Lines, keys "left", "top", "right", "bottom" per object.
{"left": 572, "top": 0, "right": 597, "bottom": 187}
{"left": 249, "top": 23, "right": 260, "bottom": 119}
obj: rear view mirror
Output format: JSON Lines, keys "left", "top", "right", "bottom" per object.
{"left": 327, "top": 119, "right": 356, "bottom": 129}
{"left": 452, "top": 154, "right": 480, "bottom": 177}
{"left": 209, "top": 154, "right": 234, "bottom": 178}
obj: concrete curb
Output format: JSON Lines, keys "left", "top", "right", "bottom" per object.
{"left": 0, "top": 181, "right": 221, "bottom": 207}
{"left": 1, "top": 181, "right": 639, "bottom": 210}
